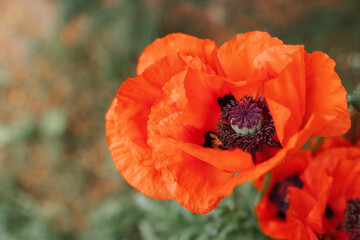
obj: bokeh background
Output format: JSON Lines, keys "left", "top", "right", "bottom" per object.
{"left": 1, "top": 0, "right": 359, "bottom": 239}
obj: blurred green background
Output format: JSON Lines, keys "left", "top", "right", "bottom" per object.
{"left": 0, "top": 0, "right": 359, "bottom": 239}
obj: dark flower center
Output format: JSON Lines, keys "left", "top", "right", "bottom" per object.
{"left": 204, "top": 93, "right": 282, "bottom": 164}
{"left": 344, "top": 198, "right": 360, "bottom": 240}
{"left": 269, "top": 175, "right": 303, "bottom": 219}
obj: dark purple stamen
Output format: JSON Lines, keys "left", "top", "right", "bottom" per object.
{"left": 217, "top": 94, "right": 236, "bottom": 109}
{"left": 208, "top": 94, "right": 281, "bottom": 163}
{"left": 269, "top": 175, "right": 303, "bottom": 219}
{"left": 344, "top": 198, "right": 360, "bottom": 240}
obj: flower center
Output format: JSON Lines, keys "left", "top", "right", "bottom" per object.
{"left": 203, "top": 93, "right": 282, "bottom": 164}
{"left": 229, "top": 100, "right": 262, "bottom": 136}
{"left": 269, "top": 175, "right": 303, "bottom": 219}
{"left": 344, "top": 198, "right": 360, "bottom": 240}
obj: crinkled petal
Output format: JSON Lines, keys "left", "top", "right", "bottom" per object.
{"left": 115, "top": 55, "right": 188, "bottom": 166}
{"left": 287, "top": 187, "right": 317, "bottom": 222}
{"left": 181, "top": 67, "right": 229, "bottom": 130}
{"left": 217, "top": 31, "right": 283, "bottom": 81}
{"left": 258, "top": 45, "right": 306, "bottom": 146}
{"left": 255, "top": 151, "right": 316, "bottom": 240}
{"left": 177, "top": 142, "right": 254, "bottom": 172}
{"left": 182, "top": 65, "right": 258, "bottom": 131}
{"left": 137, "top": 33, "right": 218, "bottom": 74}
{"left": 105, "top": 99, "right": 172, "bottom": 199}
{"left": 304, "top": 51, "right": 350, "bottom": 137}
{"left": 147, "top": 67, "right": 251, "bottom": 213}
{"left": 265, "top": 98, "right": 291, "bottom": 146}
{"left": 305, "top": 175, "right": 332, "bottom": 234}
{"left": 255, "top": 196, "right": 302, "bottom": 240}
{"left": 164, "top": 153, "right": 234, "bottom": 214}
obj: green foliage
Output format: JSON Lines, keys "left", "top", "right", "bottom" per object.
{"left": 54, "top": 0, "right": 160, "bottom": 81}
{"left": 57, "top": 0, "right": 100, "bottom": 21}
{"left": 349, "top": 84, "right": 360, "bottom": 112}
{"left": 80, "top": 182, "right": 271, "bottom": 240}
{"left": 0, "top": 177, "right": 70, "bottom": 240}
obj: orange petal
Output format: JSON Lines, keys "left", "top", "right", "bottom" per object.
{"left": 303, "top": 159, "right": 334, "bottom": 198}
{"left": 151, "top": 137, "right": 236, "bottom": 213}
{"left": 146, "top": 67, "right": 253, "bottom": 213}
{"left": 181, "top": 66, "right": 260, "bottom": 131}
{"left": 302, "top": 226, "right": 319, "bottom": 240}
{"left": 255, "top": 196, "right": 302, "bottom": 240}
{"left": 177, "top": 142, "right": 254, "bottom": 172}
{"left": 137, "top": 33, "right": 218, "bottom": 75}
{"left": 255, "top": 151, "right": 316, "bottom": 240}
{"left": 254, "top": 150, "right": 311, "bottom": 201}
{"left": 105, "top": 99, "right": 172, "bottom": 199}
{"left": 305, "top": 175, "right": 332, "bottom": 234}
{"left": 287, "top": 187, "right": 317, "bottom": 222}
{"left": 181, "top": 67, "right": 229, "bottom": 131}
{"left": 269, "top": 151, "right": 312, "bottom": 189}
{"left": 116, "top": 55, "right": 187, "bottom": 165}
{"left": 314, "top": 149, "right": 360, "bottom": 203}
{"left": 164, "top": 153, "right": 234, "bottom": 214}
{"left": 217, "top": 31, "right": 283, "bottom": 81}
{"left": 147, "top": 69, "right": 188, "bottom": 147}
{"left": 348, "top": 173, "right": 360, "bottom": 200}
{"left": 105, "top": 55, "right": 188, "bottom": 199}
{"left": 303, "top": 51, "right": 350, "bottom": 137}
{"left": 265, "top": 98, "right": 291, "bottom": 146}
{"left": 259, "top": 45, "right": 306, "bottom": 146}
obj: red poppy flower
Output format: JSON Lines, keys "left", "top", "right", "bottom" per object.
{"left": 255, "top": 151, "right": 316, "bottom": 240}
{"left": 105, "top": 31, "right": 350, "bottom": 214}
{"left": 255, "top": 138, "right": 360, "bottom": 239}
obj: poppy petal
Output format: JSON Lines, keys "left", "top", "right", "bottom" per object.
{"left": 287, "top": 187, "right": 317, "bottom": 221}
{"left": 150, "top": 126, "right": 235, "bottom": 213}
{"left": 137, "top": 33, "right": 218, "bottom": 75}
{"left": 115, "top": 55, "right": 188, "bottom": 165}
{"left": 302, "top": 226, "right": 319, "bottom": 240}
{"left": 147, "top": 69, "right": 188, "bottom": 145}
{"left": 181, "top": 65, "right": 259, "bottom": 131}
{"left": 146, "top": 66, "right": 252, "bottom": 213}
{"left": 267, "top": 151, "right": 312, "bottom": 190}
{"left": 256, "top": 196, "right": 301, "bottom": 239}
{"left": 106, "top": 55, "right": 188, "bottom": 199}
{"left": 304, "top": 51, "right": 350, "bottom": 137}
{"left": 305, "top": 175, "right": 333, "bottom": 234}
{"left": 217, "top": 31, "right": 283, "bottom": 81}
{"left": 105, "top": 99, "right": 172, "bottom": 199}
{"left": 181, "top": 67, "right": 229, "bottom": 131}
{"left": 258, "top": 45, "right": 306, "bottom": 146}
{"left": 161, "top": 152, "right": 234, "bottom": 214}
{"left": 177, "top": 142, "right": 254, "bottom": 172}
{"left": 265, "top": 98, "right": 291, "bottom": 146}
